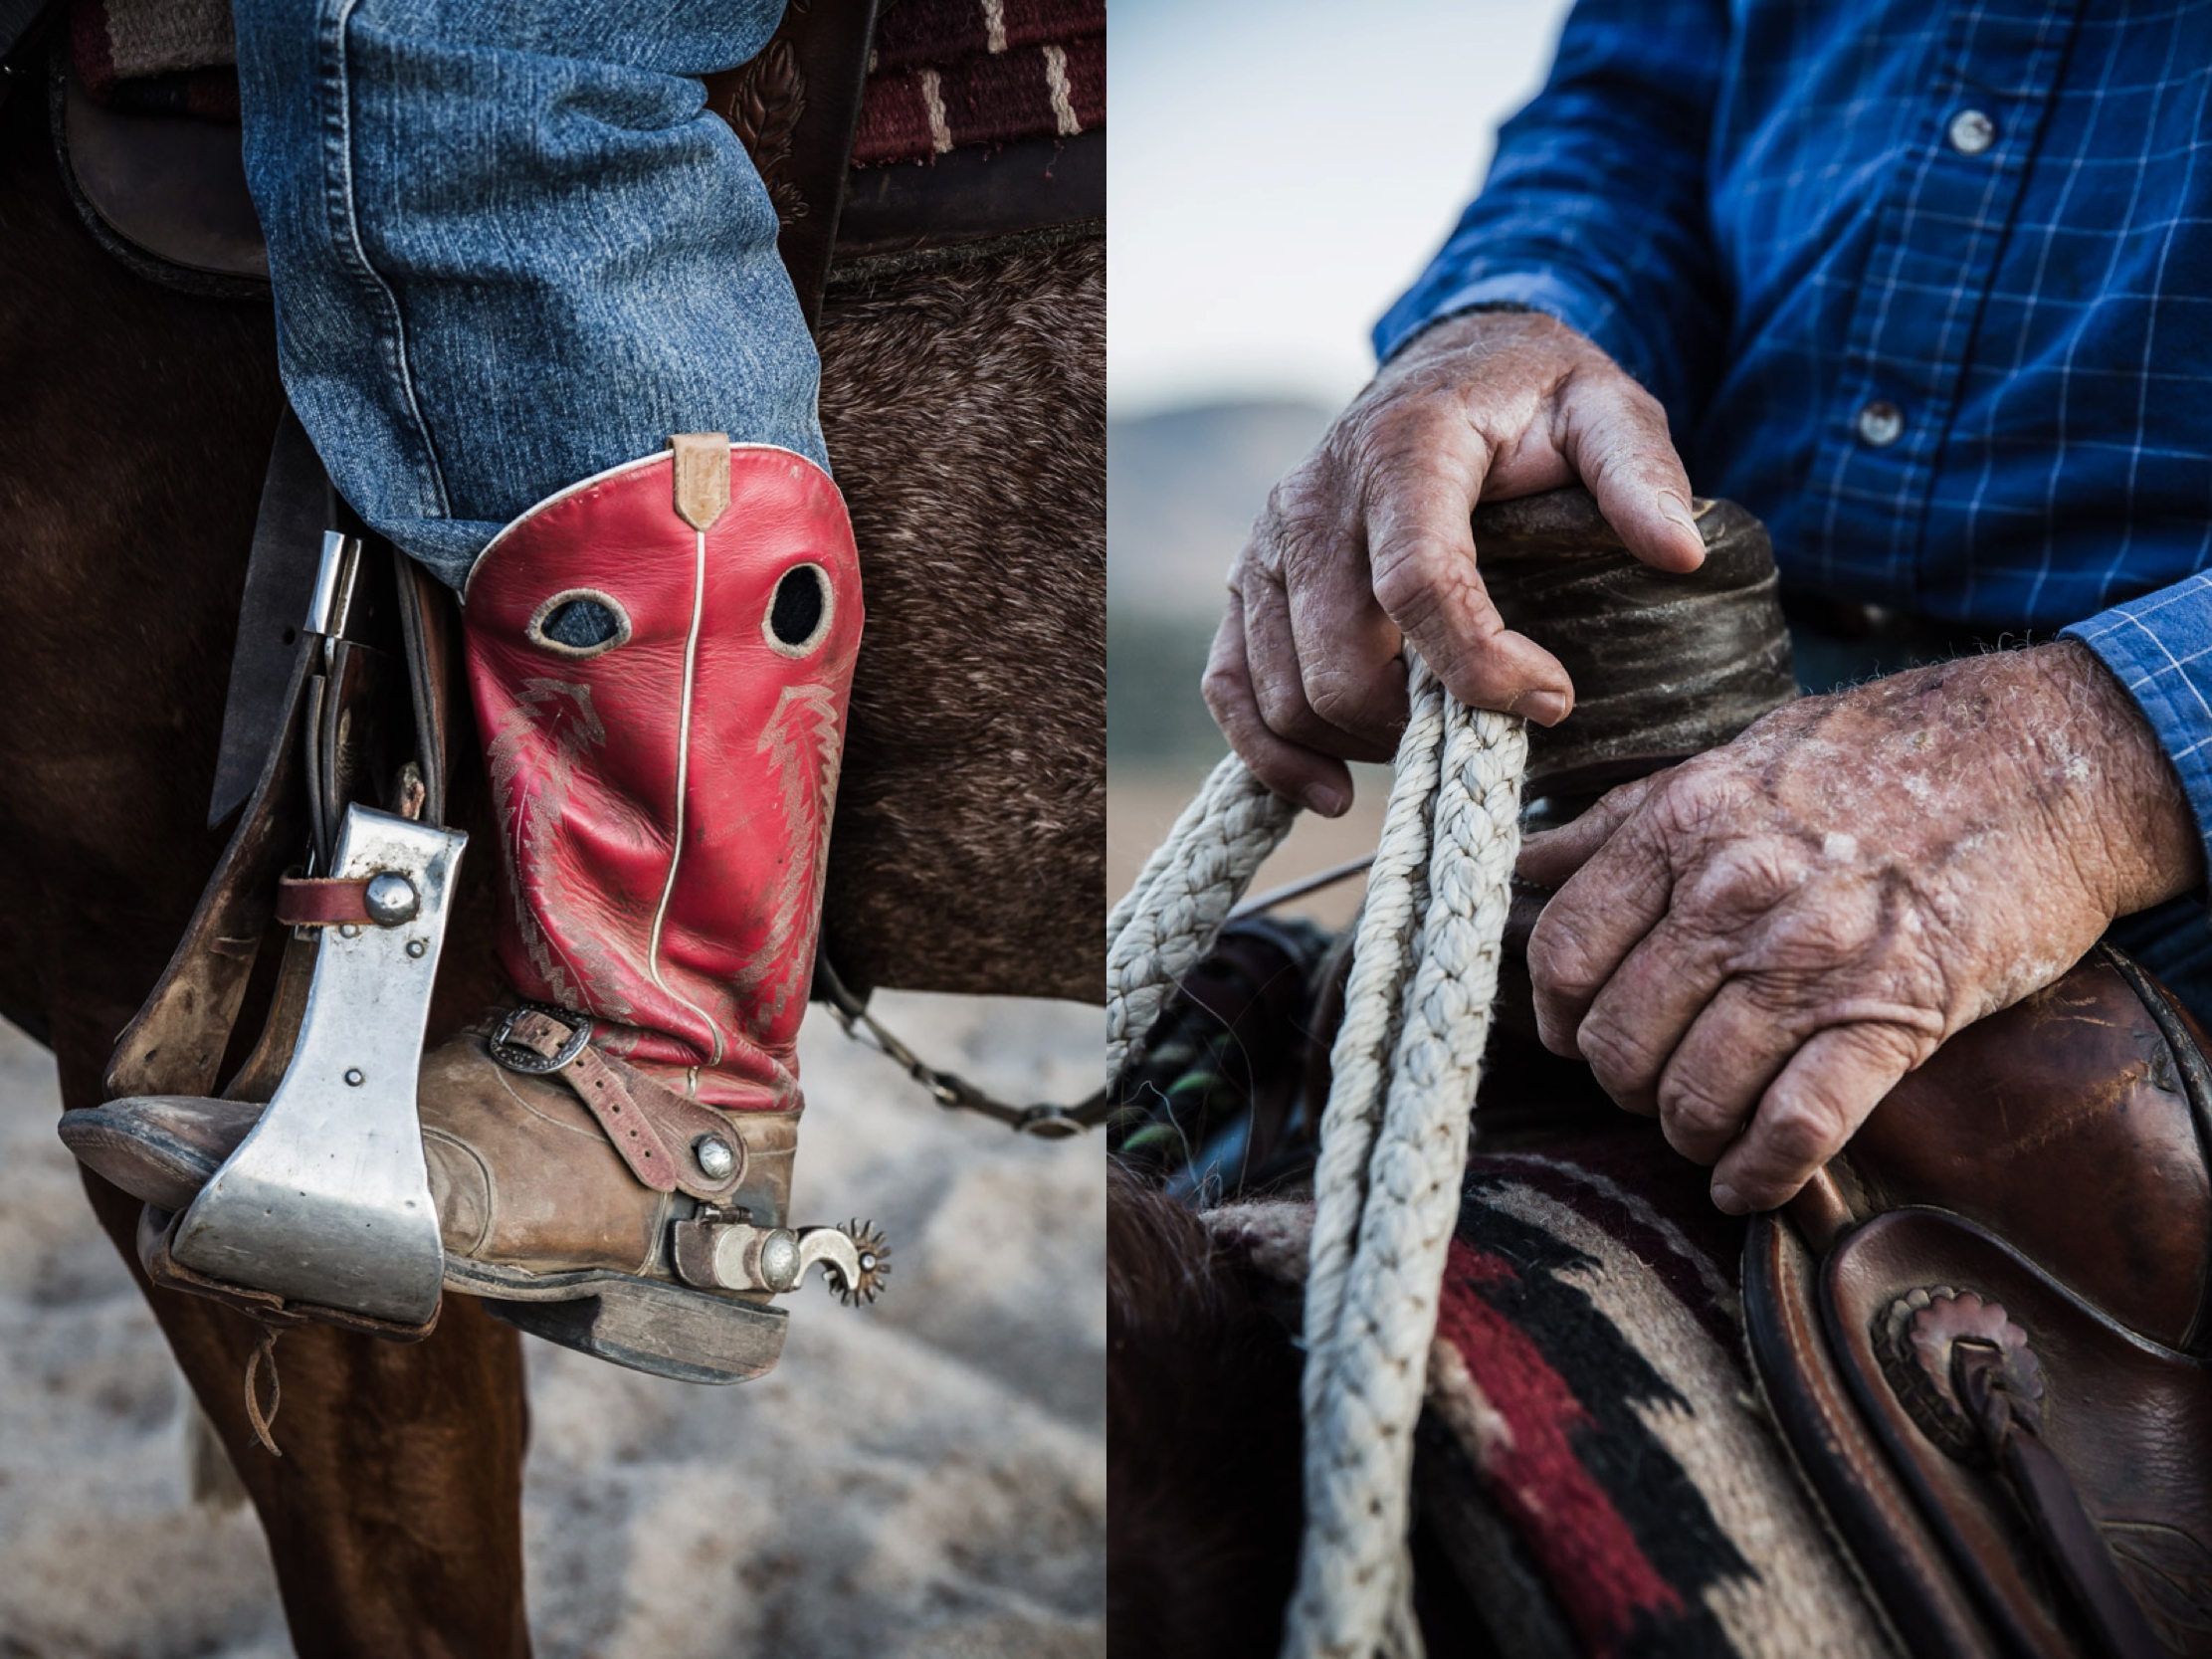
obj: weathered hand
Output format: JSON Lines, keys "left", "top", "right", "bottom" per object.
{"left": 1203, "top": 310, "right": 1707, "bottom": 814}
{"left": 1520, "top": 642, "right": 2204, "bottom": 1213}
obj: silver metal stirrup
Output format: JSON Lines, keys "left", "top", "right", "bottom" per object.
{"left": 170, "top": 805, "right": 467, "bottom": 1327}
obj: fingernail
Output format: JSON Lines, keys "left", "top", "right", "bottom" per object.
{"left": 1709, "top": 1182, "right": 1748, "bottom": 1216}
{"left": 1656, "top": 488, "right": 1701, "bottom": 537}
{"left": 1305, "top": 784, "right": 1347, "bottom": 817}
{"left": 1518, "top": 690, "right": 1570, "bottom": 727}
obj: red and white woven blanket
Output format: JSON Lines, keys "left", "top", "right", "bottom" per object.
{"left": 1210, "top": 1127, "right": 1892, "bottom": 1658}
{"left": 69, "top": 0, "right": 1104, "bottom": 165}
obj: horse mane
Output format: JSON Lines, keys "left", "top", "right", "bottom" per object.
{"left": 1106, "top": 1159, "right": 1304, "bottom": 1657}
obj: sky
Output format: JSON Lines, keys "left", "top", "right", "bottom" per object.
{"left": 1109, "top": 0, "right": 1576, "bottom": 418}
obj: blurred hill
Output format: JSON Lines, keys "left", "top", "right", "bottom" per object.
{"left": 1108, "top": 398, "right": 1331, "bottom": 765}
{"left": 1107, "top": 398, "right": 1331, "bottom": 616}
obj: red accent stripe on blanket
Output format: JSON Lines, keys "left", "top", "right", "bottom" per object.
{"left": 1437, "top": 1238, "right": 1684, "bottom": 1658}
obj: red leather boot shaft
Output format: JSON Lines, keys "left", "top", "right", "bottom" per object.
{"left": 463, "top": 443, "right": 862, "bottom": 1109}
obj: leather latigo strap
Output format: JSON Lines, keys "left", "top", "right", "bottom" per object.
{"left": 497, "top": 1010, "right": 745, "bottom": 1203}
{"left": 274, "top": 875, "right": 373, "bottom": 927}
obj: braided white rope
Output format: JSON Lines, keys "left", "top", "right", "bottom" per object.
{"left": 1285, "top": 667, "right": 1526, "bottom": 1658}
{"left": 1105, "top": 752, "right": 1296, "bottom": 1083}
{"left": 1106, "top": 660, "right": 1527, "bottom": 1659}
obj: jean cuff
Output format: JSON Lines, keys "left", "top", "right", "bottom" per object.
{"left": 2063, "top": 572, "right": 2212, "bottom": 912}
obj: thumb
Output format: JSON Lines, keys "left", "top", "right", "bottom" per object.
{"left": 1556, "top": 373, "right": 1707, "bottom": 576}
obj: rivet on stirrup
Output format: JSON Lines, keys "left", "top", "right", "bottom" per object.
{"left": 489, "top": 1002, "right": 594, "bottom": 1075}
{"left": 363, "top": 872, "right": 420, "bottom": 925}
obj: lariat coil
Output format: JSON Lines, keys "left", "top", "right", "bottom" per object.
{"left": 1106, "top": 656, "right": 1527, "bottom": 1659}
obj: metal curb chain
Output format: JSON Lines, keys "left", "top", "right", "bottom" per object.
{"left": 812, "top": 958, "right": 1107, "bottom": 1140}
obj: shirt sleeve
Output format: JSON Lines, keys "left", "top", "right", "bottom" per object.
{"left": 1372, "top": 0, "right": 1731, "bottom": 435}
{"left": 2063, "top": 576, "right": 2212, "bottom": 884}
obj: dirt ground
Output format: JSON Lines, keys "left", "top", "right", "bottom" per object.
{"left": 0, "top": 994, "right": 1103, "bottom": 1658}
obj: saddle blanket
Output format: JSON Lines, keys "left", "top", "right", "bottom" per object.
{"left": 69, "top": 0, "right": 1105, "bottom": 164}
{"left": 1208, "top": 1126, "right": 1896, "bottom": 1658}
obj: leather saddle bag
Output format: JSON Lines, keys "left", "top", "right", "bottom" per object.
{"left": 1748, "top": 942, "right": 2212, "bottom": 1657}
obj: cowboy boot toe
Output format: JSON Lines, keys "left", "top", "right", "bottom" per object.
{"left": 58, "top": 1094, "right": 259, "bottom": 1212}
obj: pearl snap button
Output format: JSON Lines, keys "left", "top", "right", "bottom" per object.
{"left": 1948, "top": 108, "right": 1996, "bottom": 156}
{"left": 1856, "top": 400, "right": 1905, "bottom": 448}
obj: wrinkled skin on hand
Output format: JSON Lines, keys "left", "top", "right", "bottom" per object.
{"left": 1204, "top": 309, "right": 1709, "bottom": 814}
{"left": 1520, "top": 641, "right": 2204, "bottom": 1214}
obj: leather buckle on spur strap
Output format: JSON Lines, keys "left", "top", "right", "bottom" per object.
{"left": 490, "top": 1003, "right": 594, "bottom": 1075}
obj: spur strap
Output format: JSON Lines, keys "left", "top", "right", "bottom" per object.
{"left": 491, "top": 1008, "right": 746, "bottom": 1204}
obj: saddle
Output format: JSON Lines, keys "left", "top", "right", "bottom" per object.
{"left": 1118, "top": 488, "right": 2212, "bottom": 1656}
{"left": 1746, "top": 951, "right": 2212, "bottom": 1658}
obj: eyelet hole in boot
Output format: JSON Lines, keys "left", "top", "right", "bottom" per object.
{"left": 527, "top": 589, "right": 633, "bottom": 659}
{"left": 764, "top": 563, "right": 833, "bottom": 658}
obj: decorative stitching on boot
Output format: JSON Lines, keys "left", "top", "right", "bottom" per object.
{"left": 421, "top": 1128, "right": 497, "bottom": 1258}
{"left": 643, "top": 523, "right": 727, "bottom": 1065}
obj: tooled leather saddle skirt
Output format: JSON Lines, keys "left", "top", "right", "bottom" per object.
{"left": 1748, "top": 939, "right": 2212, "bottom": 1658}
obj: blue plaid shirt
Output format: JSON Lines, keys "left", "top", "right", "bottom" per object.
{"left": 1377, "top": 0, "right": 2212, "bottom": 871}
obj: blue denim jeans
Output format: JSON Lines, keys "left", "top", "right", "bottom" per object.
{"left": 233, "top": 0, "right": 826, "bottom": 588}
{"left": 1788, "top": 620, "right": 2212, "bottom": 1027}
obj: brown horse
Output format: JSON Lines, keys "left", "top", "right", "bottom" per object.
{"left": 0, "top": 74, "right": 1103, "bottom": 1655}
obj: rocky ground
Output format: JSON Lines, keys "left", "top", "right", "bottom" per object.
{"left": 0, "top": 994, "right": 1104, "bottom": 1658}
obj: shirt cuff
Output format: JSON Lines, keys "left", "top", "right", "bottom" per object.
{"left": 2062, "top": 572, "right": 2212, "bottom": 896}
{"left": 1373, "top": 271, "right": 1627, "bottom": 370}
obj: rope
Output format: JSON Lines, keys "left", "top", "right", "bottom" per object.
{"left": 1287, "top": 666, "right": 1525, "bottom": 1658}
{"left": 1105, "top": 752, "right": 1296, "bottom": 1084}
{"left": 1106, "top": 659, "right": 1526, "bottom": 1659}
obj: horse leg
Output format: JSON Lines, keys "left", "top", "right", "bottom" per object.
{"left": 75, "top": 1174, "right": 532, "bottom": 1658}
{"left": 42, "top": 978, "right": 533, "bottom": 1659}
{"left": 1106, "top": 1163, "right": 1305, "bottom": 1657}
{"left": 1, "top": 84, "right": 536, "bottom": 1645}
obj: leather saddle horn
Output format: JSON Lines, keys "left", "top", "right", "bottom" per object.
{"left": 1748, "top": 942, "right": 2212, "bottom": 1658}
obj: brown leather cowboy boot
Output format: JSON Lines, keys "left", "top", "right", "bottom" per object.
{"left": 65, "top": 436, "right": 888, "bottom": 1382}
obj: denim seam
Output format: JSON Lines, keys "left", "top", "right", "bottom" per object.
{"left": 315, "top": 0, "right": 454, "bottom": 521}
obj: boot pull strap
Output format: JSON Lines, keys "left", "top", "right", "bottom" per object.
{"left": 669, "top": 433, "right": 730, "bottom": 530}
